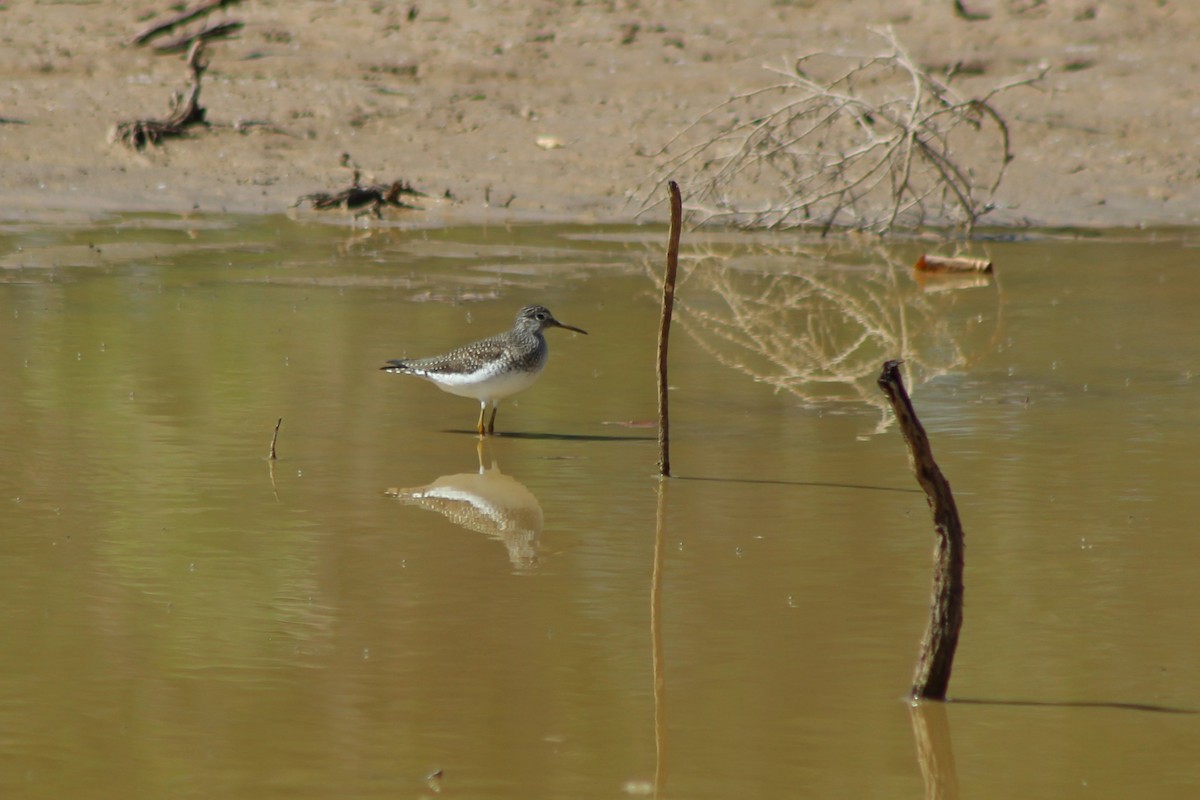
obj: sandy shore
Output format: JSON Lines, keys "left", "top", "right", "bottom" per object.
{"left": 1, "top": 0, "right": 1197, "bottom": 229}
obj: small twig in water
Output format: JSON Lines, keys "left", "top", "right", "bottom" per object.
{"left": 269, "top": 417, "right": 282, "bottom": 461}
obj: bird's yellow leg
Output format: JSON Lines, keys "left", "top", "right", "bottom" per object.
{"left": 487, "top": 404, "right": 498, "bottom": 435}
{"left": 476, "top": 403, "right": 487, "bottom": 437}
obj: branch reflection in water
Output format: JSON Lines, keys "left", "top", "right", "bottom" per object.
{"left": 908, "top": 696, "right": 1197, "bottom": 800}
{"left": 646, "top": 242, "right": 1000, "bottom": 434}
{"left": 910, "top": 701, "right": 960, "bottom": 800}
{"left": 385, "top": 439, "right": 543, "bottom": 571}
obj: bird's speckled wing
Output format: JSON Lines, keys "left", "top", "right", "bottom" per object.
{"left": 389, "top": 334, "right": 510, "bottom": 376}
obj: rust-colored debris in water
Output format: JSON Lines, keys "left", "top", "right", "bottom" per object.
{"left": 914, "top": 254, "right": 994, "bottom": 274}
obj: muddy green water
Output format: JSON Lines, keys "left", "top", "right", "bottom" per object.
{"left": 2, "top": 216, "right": 1199, "bottom": 798}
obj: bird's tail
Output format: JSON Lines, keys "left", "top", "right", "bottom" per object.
{"left": 380, "top": 360, "right": 409, "bottom": 373}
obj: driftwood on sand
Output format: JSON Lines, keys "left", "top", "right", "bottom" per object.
{"left": 110, "top": 41, "right": 210, "bottom": 150}
{"left": 295, "top": 154, "right": 427, "bottom": 216}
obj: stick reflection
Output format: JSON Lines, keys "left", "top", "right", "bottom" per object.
{"left": 910, "top": 701, "right": 959, "bottom": 800}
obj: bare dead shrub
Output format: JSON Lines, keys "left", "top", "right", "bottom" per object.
{"left": 643, "top": 28, "right": 1044, "bottom": 234}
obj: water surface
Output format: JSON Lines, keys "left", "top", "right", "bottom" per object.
{"left": 2, "top": 217, "right": 1199, "bottom": 798}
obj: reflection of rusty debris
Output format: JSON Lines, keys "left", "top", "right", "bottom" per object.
{"left": 296, "top": 154, "right": 427, "bottom": 215}
{"left": 110, "top": 41, "right": 209, "bottom": 150}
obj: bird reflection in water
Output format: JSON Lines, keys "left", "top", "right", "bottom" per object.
{"left": 385, "top": 440, "right": 543, "bottom": 571}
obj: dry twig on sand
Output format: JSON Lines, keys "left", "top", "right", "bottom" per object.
{"left": 130, "top": 0, "right": 243, "bottom": 46}
{"left": 110, "top": 41, "right": 210, "bottom": 150}
{"left": 298, "top": 181, "right": 424, "bottom": 213}
{"left": 295, "top": 154, "right": 427, "bottom": 216}
{"left": 152, "top": 20, "right": 244, "bottom": 55}
{"left": 643, "top": 27, "right": 1044, "bottom": 234}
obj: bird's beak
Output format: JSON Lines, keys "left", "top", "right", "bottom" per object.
{"left": 551, "top": 319, "right": 588, "bottom": 335}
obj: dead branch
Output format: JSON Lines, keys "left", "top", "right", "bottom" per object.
{"left": 131, "top": 0, "right": 242, "bottom": 46}
{"left": 153, "top": 20, "right": 244, "bottom": 54}
{"left": 953, "top": 0, "right": 991, "bottom": 22}
{"left": 110, "top": 40, "right": 209, "bottom": 150}
{"left": 269, "top": 418, "right": 282, "bottom": 461}
{"left": 877, "top": 359, "right": 965, "bottom": 701}
{"left": 296, "top": 180, "right": 425, "bottom": 215}
{"left": 641, "top": 27, "right": 1044, "bottom": 234}
{"left": 296, "top": 155, "right": 427, "bottom": 216}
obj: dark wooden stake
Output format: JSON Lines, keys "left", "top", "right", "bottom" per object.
{"left": 877, "top": 360, "right": 965, "bottom": 701}
{"left": 656, "top": 181, "right": 682, "bottom": 477}
{"left": 269, "top": 417, "right": 282, "bottom": 461}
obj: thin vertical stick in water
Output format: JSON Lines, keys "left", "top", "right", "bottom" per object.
{"left": 657, "top": 181, "right": 682, "bottom": 477}
{"left": 877, "top": 360, "right": 965, "bottom": 701}
{"left": 269, "top": 417, "right": 283, "bottom": 461}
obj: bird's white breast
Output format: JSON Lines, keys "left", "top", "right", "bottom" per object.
{"left": 418, "top": 361, "right": 544, "bottom": 402}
